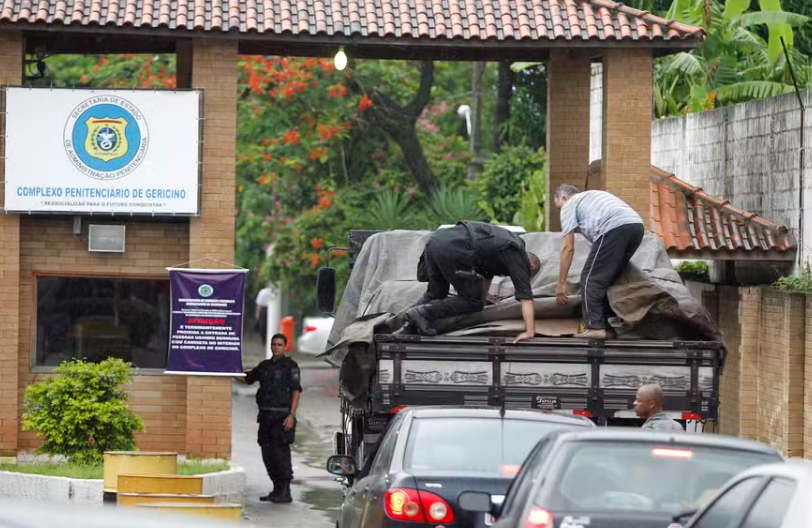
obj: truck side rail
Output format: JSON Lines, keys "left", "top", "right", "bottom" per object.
{"left": 369, "top": 334, "right": 721, "bottom": 420}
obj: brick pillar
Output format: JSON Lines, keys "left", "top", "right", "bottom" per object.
{"left": 756, "top": 290, "right": 805, "bottom": 456}
{"left": 0, "top": 32, "right": 23, "bottom": 457}
{"left": 546, "top": 50, "right": 591, "bottom": 231}
{"left": 601, "top": 49, "right": 652, "bottom": 225}
{"left": 185, "top": 40, "right": 238, "bottom": 459}
{"left": 806, "top": 297, "right": 812, "bottom": 459}
{"left": 777, "top": 293, "right": 806, "bottom": 458}
{"left": 738, "top": 287, "right": 761, "bottom": 440}
{"left": 716, "top": 286, "right": 741, "bottom": 436}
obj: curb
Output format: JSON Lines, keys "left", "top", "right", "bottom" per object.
{"left": 0, "top": 466, "right": 246, "bottom": 506}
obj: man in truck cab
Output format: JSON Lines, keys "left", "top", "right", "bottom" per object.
{"left": 405, "top": 221, "right": 542, "bottom": 343}
{"left": 554, "top": 184, "right": 645, "bottom": 339}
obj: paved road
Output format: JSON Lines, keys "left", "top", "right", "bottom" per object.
{"left": 232, "top": 345, "right": 344, "bottom": 528}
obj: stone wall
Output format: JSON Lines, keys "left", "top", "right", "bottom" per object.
{"left": 590, "top": 63, "right": 811, "bottom": 265}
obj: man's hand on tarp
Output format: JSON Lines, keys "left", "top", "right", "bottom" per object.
{"left": 556, "top": 282, "right": 569, "bottom": 305}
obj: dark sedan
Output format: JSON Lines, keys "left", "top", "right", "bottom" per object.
{"left": 326, "top": 406, "right": 595, "bottom": 528}
{"left": 460, "top": 429, "right": 784, "bottom": 528}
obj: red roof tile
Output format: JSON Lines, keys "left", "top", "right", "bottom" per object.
{"left": 0, "top": 0, "right": 705, "bottom": 42}
{"left": 650, "top": 166, "right": 796, "bottom": 258}
{"left": 588, "top": 160, "right": 796, "bottom": 259}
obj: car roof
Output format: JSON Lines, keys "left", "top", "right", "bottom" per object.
{"left": 403, "top": 406, "right": 593, "bottom": 425}
{"left": 735, "top": 458, "right": 812, "bottom": 480}
{"left": 552, "top": 428, "right": 783, "bottom": 456}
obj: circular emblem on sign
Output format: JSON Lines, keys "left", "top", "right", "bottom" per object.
{"left": 64, "top": 96, "right": 150, "bottom": 181}
{"left": 198, "top": 285, "right": 214, "bottom": 298}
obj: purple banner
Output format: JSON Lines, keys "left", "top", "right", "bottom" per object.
{"left": 166, "top": 269, "right": 247, "bottom": 375}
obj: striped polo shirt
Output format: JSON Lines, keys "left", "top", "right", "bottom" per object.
{"left": 559, "top": 190, "right": 643, "bottom": 242}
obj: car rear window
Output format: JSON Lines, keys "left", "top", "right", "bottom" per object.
{"left": 403, "top": 417, "right": 585, "bottom": 477}
{"left": 542, "top": 441, "right": 781, "bottom": 515}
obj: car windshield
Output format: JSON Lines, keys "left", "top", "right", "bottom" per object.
{"left": 403, "top": 417, "right": 582, "bottom": 477}
{"left": 543, "top": 441, "right": 781, "bottom": 515}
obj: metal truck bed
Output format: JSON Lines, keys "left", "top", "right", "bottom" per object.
{"left": 368, "top": 334, "right": 722, "bottom": 421}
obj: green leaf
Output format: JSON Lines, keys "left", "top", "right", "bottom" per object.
{"left": 664, "top": 52, "right": 705, "bottom": 76}
{"left": 716, "top": 80, "right": 794, "bottom": 103}
{"left": 738, "top": 11, "right": 810, "bottom": 28}
{"left": 723, "top": 0, "right": 751, "bottom": 21}
{"left": 666, "top": 0, "right": 695, "bottom": 23}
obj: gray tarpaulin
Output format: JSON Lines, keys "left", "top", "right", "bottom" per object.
{"left": 322, "top": 230, "right": 723, "bottom": 369}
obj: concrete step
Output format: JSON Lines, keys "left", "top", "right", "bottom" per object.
{"left": 103, "top": 451, "right": 179, "bottom": 494}
{"left": 136, "top": 502, "right": 243, "bottom": 521}
{"left": 118, "top": 474, "right": 203, "bottom": 495}
{"left": 118, "top": 492, "right": 215, "bottom": 507}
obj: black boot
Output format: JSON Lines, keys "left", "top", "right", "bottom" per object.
{"left": 259, "top": 479, "right": 278, "bottom": 501}
{"left": 405, "top": 306, "right": 437, "bottom": 336}
{"left": 271, "top": 480, "right": 292, "bottom": 504}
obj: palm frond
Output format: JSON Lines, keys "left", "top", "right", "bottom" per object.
{"left": 738, "top": 11, "right": 810, "bottom": 28}
{"left": 367, "top": 190, "right": 424, "bottom": 230}
{"left": 723, "top": 0, "right": 750, "bottom": 21}
{"left": 426, "top": 184, "right": 486, "bottom": 226}
{"left": 662, "top": 52, "right": 705, "bottom": 77}
{"left": 716, "top": 81, "right": 794, "bottom": 104}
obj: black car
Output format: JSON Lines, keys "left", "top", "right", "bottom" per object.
{"left": 326, "top": 406, "right": 595, "bottom": 528}
{"left": 459, "top": 429, "right": 784, "bottom": 528}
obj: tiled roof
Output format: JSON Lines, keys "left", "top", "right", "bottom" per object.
{"left": 0, "top": 0, "right": 705, "bottom": 42}
{"left": 650, "top": 166, "right": 796, "bottom": 259}
{"left": 587, "top": 160, "right": 796, "bottom": 260}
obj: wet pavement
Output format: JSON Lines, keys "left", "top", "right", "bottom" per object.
{"left": 233, "top": 335, "right": 343, "bottom": 528}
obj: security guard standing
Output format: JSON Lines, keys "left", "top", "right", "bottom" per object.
{"left": 241, "top": 333, "right": 302, "bottom": 503}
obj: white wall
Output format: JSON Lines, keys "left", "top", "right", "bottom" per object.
{"left": 589, "top": 63, "right": 811, "bottom": 267}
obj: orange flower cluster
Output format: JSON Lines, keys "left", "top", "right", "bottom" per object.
{"left": 282, "top": 129, "right": 301, "bottom": 146}
{"left": 308, "top": 147, "right": 330, "bottom": 161}
{"left": 359, "top": 94, "right": 373, "bottom": 111}
{"left": 317, "top": 187, "right": 335, "bottom": 209}
{"left": 328, "top": 83, "right": 348, "bottom": 98}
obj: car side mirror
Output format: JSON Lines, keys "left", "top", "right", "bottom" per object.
{"left": 458, "top": 491, "right": 492, "bottom": 513}
{"left": 327, "top": 455, "right": 357, "bottom": 477}
{"left": 317, "top": 267, "right": 337, "bottom": 314}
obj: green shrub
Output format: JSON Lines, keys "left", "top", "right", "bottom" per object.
{"left": 512, "top": 165, "right": 547, "bottom": 232}
{"left": 773, "top": 263, "right": 812, "bottom": 293}
{"left": 22, "top": 358, "right": 145, "bottom": 465}
{"left": 477, "top": 145, "right": 546, "bottom": 223}
{"left": 675, "top": 260, "right": 710, "bottom": 282}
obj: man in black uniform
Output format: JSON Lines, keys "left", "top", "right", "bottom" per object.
{"left": 406, "top": 221, "right": 542, "bottom": 343}
{"left": 241, "top": 333, "right": 301, "bottom": 503}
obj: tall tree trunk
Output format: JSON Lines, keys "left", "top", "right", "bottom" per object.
{"left": 493, "top": 61, "right": 514, "bottom": 153}
{"left": 468, "top": 61, "right": 486, "bottom": 179}
{"left": 351, "top": 61, "right": 440, "bottom": 193}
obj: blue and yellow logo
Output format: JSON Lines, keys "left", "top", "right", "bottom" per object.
{"left": 64, "top": 96, "right": 149, "bottom": 181}
{"left": 198, "top": 284, "right": 214, "bottom": 298}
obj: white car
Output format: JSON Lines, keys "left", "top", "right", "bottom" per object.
{"left": 297, "top": 316, "right": 334, "bottom": 355}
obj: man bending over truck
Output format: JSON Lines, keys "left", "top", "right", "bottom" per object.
{"left": 554, "top": 184, "right": 645, "bottom": 339}
{"left": 404, "top": 221, "right": 542, "bottom": 343}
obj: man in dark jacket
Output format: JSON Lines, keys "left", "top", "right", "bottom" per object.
{"left": 241, "top": 333, "right": 301, "bottom": 503}
{"left": 406, "top": 221, "right": 541, "bottom": 343}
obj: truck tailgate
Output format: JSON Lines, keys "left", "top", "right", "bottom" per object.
{"left": 371, "top": 334, "right": 721, "bottom": 420}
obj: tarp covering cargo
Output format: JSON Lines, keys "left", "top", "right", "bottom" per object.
{"left": 323, "top": 230, "right": 723, "bottom": 368}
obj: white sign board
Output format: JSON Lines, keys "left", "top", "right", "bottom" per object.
{"left": 3, "top": 88, "right": 201, "bottom": 215}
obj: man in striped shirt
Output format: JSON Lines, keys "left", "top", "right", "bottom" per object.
{"left": 554, "top": 185, "right": 645, "bottom": 339}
